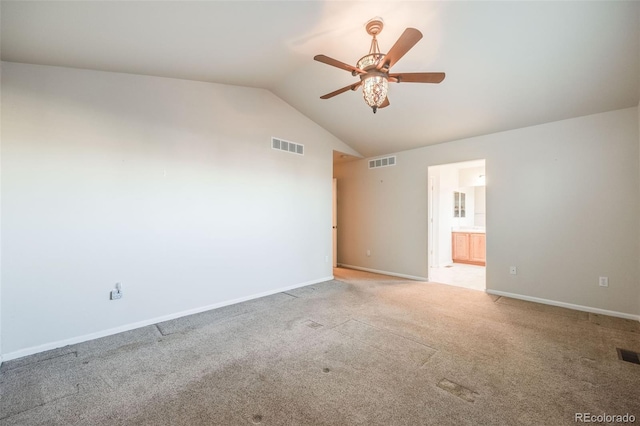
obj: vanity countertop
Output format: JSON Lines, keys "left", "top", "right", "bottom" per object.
{"left": 452, "top": 227, "right": 486, "bottom": 234}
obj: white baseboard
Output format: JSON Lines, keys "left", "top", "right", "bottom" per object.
{"left": 339, "top": 264, "right": 427, "bottom": 281}
{"left": 486, "top": 289, "right": 640, "bottom": 322}
{"left": 1, "top": 275, "right": 334, "bottom": 363}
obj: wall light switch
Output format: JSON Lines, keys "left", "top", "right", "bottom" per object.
{"left": 366, "top": 249, "right": 371, "bottom": 257}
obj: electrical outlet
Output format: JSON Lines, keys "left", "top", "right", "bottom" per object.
{"left": 599, "top": 276, "right": 609, "bottom": 287}
{"left": 110, "top": 282, "right": 123, "bottom": 300}
{"left": 509, "top": 266, "right": 517, "bottom": 275}
{"left": 366, "top": 249, "right": 371, "bottom": 257}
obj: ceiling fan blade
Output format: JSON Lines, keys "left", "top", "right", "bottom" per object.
{"left": 377, "top": 28, "right": 423, "bottom": 70}
{"left": 320, "top": 81, "right": 362, "bottom": 99}
{"left": 389, "top": 72, "right": 445, "bottom": 83}
{"left": 314, "top": 55, "right": 366, "bottom": 75}
{"left": 379, "top": 97, "right": 390, "bottom": 108}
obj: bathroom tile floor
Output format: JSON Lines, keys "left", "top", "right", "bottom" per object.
{"left": 428, "top": 263, "right": 485, "bottom": 291}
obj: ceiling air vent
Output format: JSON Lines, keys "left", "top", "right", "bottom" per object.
{"left": 272, "top": 137, "right": 304, "bottom": 156}
{"left": 369, "top": 155, "right": 396, "bottom": 169}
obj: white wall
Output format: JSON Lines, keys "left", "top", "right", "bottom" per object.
{"left": 459, "top": 167, "right": 484, "bottom": 187}
{"left": 0, "top": 62, "right": 359, "bottom": 359}
{"left": 474, "top": 186, "right": 486, "bottom": 227}
{"left": 335, "top": 107, "right": 640, "bottom": 317}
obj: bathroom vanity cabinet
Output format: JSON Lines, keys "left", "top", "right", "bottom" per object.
{"left": 452, "top": 232, "right": 486, "bottom": 266}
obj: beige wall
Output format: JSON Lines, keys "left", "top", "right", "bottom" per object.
{"left": 335, "top": 107, "right": 640, "bottom": 317}
{"left": 0, "top": 62, "right": 359, "bottom": 359}
{"left": 0, "top": 60, "right": 3, "bottom": 362}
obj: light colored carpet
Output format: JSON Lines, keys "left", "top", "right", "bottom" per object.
{"left": 1, "top": 267, "right": 639, "bottom": 425}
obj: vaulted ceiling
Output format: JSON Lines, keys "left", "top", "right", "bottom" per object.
{"left": 2, "top": 1, "right": 639, "bottom": 157}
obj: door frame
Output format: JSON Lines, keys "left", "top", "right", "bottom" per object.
{"left": 332, "top": 178, "right": 338, "bottom": 268}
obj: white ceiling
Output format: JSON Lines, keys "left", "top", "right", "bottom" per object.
{"left": 2, "top": 1, "right": 639, "bottom": 158}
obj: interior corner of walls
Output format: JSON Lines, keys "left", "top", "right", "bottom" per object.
{"left": 637, "top": 101, "right": 640, "bottom": 318}
{"left": 266, "top": 89, "right": 360, "bottom": 159}
{"left": 1, "top": 59, "right": 3, "bottom": 364}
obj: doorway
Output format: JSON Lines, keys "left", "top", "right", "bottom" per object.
{"left": 332, "top": 178, "right": 337, "bottom": 267}
{"left": 427, "top": 160, "right": 486, "bottom": 291}
{"left": 332, "top": 150, "right": 360, "bottom": 269}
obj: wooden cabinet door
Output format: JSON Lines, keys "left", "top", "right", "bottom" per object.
{"left": 452, "top": 233, "right": 469, "bottom": 261}
{"left": 469, "top": 233, "right": 486, "bottom": 264}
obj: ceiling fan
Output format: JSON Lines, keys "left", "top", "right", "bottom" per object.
{"left": 314, "top": 17, "right": 445, "bottom": 113}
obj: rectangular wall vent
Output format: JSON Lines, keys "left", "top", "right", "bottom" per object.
{"left": 272, "top": 137, "right": 304, "bottom": 155}
{"left": 369, "top": 156, "right": 396, "bottom": 169}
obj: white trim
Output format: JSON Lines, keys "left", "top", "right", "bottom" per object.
{"left": 487, "top": 289, "right": 640, "bottom": 322}
{"left": 1, "top": 276, "right": 334, "bottom": 362}
{"left": 339, "top": 264, "right": 427, "bottom": 281}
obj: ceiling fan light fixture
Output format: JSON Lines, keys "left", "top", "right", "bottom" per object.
{"left": 314, "top": 17, "right": 444, "bottom": 113}
{"left": 362, "top": 74, "right": 388, "bottom": 113}
{"left": 357, "top": 53, "right": 385, "bottom": 71}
